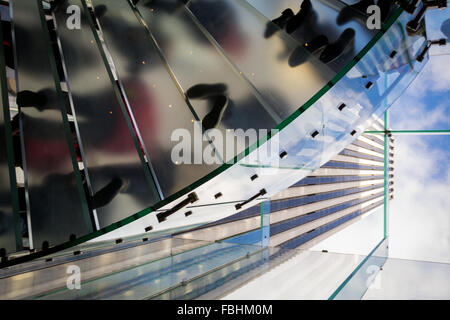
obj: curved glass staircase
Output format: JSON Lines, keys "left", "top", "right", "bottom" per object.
{"left": 0, "top": 0, "right": 428, "bottom": 272}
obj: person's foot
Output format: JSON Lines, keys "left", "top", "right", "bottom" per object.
{"left": 44, "top": 0, "right": 65, "bottom": 13}
{"left": 265, "top": 9, "right": 294, "bottom": 38}
{"left": 202, "top": 95, "right": 229, "bottom": 131}
{"left": 186, "top": 83, "right": 228, "bottom": 100}
{"left": 91, "top": 177, "right": 128, "bottom": 209}
{"left": 94, "top": 5, "right": 108, "bottom": 18}
{"left": 289, "top": 34, "right": 329, "bottom": 67}
{"left": 320, "top": 28, "right": 355, "bottom": 63}
{"left": 337, "top": 0, "right": 374, "bottom": 25}
{"left": 286, "top": 0, "right": 313, "bottom": 34}
{"left": 378, "top": 0, "right": 393, "bottom": 22}
{"left": 16, "top": 90, "right": 47, "bottom": 111}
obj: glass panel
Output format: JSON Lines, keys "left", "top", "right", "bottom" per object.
{"left": 222, "top": 248, "right": 365, "bottom": 299}
{"left": 77, "top": 6, "right": 425, "bottom": 249}
{"left": 0, "top": 237, "right": 206, "bottom": 300}
{"left": 187, "top": 0, "right": 335, "bottom": 120}
{"left": 6, "top": 240, "right": 379, "bottom": 300}
{"left": 11, "top": 0, "right": 92, "bottom": 249}
{"left": 425, "top": 6, "right": 450, "bottom": 56}
{"left": 272, "top": 194, "right": 385, "bottom": 250}
{"left": 90, "top": 200, "right": 262, "bottom": 242}
{"left": 308, "top": 202, "right": 385, "bottom": 256}
{"left": 0, "top": 22, "right": 20, "bottom": 255}
{"left": 135, "top": 0, "right": 278, "bottom": 164}
{"left": 90, "top": 0, "right": 221, "bottom": 197}
{"left": 31, "top": 240, "right": 261, "bottom": 300}
{"left": 238, "top": 9, "right": 427, "bottom": 174}
{"left": 319, "top": 12, "right": 427, "bottom": 163}
{"left": 156, "top": 246, "right": 274, "bottom": 300}
{"left": 388, "top": 55, "right": 450, "bottom": 131}
{"left": 0, "top": 224, "right": 204, "bottom": 279}
{"left": 246, "top": 0, "right": 381, "bottom": 70}
{"left": 388, "top": 135, "right": 450, "bottom": 264}
{"left": 2, "top": 2, "right": 427, "bottom": 268}
{"left": 53, "top": 0, "right": 161, "bottom": 228}
{"left": 331, "top": 238, "right": 388, "bottom": 299}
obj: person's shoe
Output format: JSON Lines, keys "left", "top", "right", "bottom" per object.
{"left": 202, "top": 95, "right": 229, "bottom": 131}
{"left": 303, "top": 34, "right": 329, "bottom": 55}
{"left": 94, "top": 5, "right": 108, "bottom": 18}
{"left": 289, "top": 34, "right": 329, "bottom": 67}
{"left": 286, "top": 0, "right": 313, "bottom": 34}
{"left": 378, "top": 0, "right": 393, "bottom": 22}
{"left": 16, "top": 90, "right": 47, "bottom": 111}
{"left": 91, "top": 177, "right": 128, "bottom": 209}
{"left": 265, "top": 9, "right": 294, "bottom": 38}
{"left": 186, "top": 83, "right": 228, "bottom": 100}
{"left": 337, "top": 0, "right": 374, "bottom": 25}
{"left": 320, "top": 28, "right": 355, "bottom": 63}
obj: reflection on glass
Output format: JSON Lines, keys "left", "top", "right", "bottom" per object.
{"left": 54, "top": 0, "right": 161, "bottom": 228}
{"left": 11, "top": 0, "right": 92, "bottom": 249}
{"left": 135, "top": 0, "right": 278, "bottom": 163}
{"left": 363, "top": 258, "right": 450, "bottom": 299}
{"left": 91, "top": 0, "right": 221, "bottom": 198}
{"left": 425, "top": 8, "right": 450, "bottom": 55}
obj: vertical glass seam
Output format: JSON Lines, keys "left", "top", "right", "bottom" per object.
{"left": 80, "top": 0, "right": 162, "bottom": 203}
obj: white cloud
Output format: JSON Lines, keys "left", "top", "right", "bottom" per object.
{"left": 406, "top": 56, "right": 450, "bottom": 98}
{"left": 389, "top": 135, "right": 450, "bottom": 264}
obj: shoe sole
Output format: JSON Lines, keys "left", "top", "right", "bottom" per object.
{"left": 186, "top": 83, "right": 228, "bottom": 100}
{"left": 202, "top": 95, "right": 229, "bottom": 131}
{"left": 320, "top": 28, "right": 355, "bottom": 63}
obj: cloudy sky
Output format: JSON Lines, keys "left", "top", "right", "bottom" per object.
{"left": 306, "top": 35, "right": 450, "bottom": 299}
{"left": 311, "top": 53, "right": 450, "bottom": 262}
{"left": 388, "top": 53, "right": 450, "bottom": 264}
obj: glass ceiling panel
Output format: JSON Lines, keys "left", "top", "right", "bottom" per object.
{"left": 363, "top": 257, "right": 450, "bottom": 299}
{"left": 388, "top": 55, "right": 450, "bottom": 131}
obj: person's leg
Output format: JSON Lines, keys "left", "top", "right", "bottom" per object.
{"left": 286, "top": 0, "right": 313, "bottom": 34}
{"left": 16, "top": 90, "right": 47, "bottom": 110}
{"left": 320, "top": 28, "right": 355, "bottom": 63}
{"left": 265, "top": 8, "right": 294, "bottom": 38}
